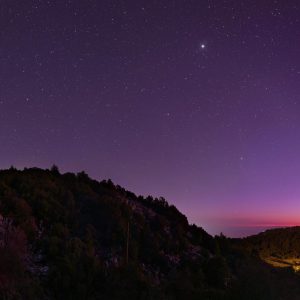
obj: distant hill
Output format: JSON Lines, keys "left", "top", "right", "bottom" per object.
{"left": 237, "top": 227, "right": 300, "bottom": 272}
{"left": 242, "top": 226, "right": 300, "bottom": 257}
{"left": 0, "top": 167, "right": 300, "bottom": 299}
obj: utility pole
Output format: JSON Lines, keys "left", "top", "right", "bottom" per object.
{"left": 126, "top": 221, "right": 129, "bottom": 265}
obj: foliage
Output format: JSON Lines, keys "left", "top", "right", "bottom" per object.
{"left": 0, "top": 167, "right": 299, "bottom": 299}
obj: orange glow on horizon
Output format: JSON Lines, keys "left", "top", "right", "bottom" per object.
{"left": 193, "top": 212, "right": 300, "bottom": 228}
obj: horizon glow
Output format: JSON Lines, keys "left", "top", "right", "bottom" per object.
{"left": 1, "top": 1, "right": 300, "bottom": 237}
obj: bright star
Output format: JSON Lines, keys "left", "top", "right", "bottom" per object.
{"left": 201, "top": 44, "right": 206, "bottom": 49}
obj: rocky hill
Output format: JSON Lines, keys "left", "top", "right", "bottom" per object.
{"left": 0, "top": 167, "right": 300, "bottom": 299}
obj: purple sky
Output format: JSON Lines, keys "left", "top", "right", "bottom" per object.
{"left": 1, "top": 1, "right": 300, "bottom": 237}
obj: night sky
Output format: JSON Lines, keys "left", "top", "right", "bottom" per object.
{"left": 1, "top": 1, "right": 300, "bottom": 237}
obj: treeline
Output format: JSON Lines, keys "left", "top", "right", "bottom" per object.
{"left": 0, "top": 167, "right": 300, "bottom": 299}
{"left": 239, "top": 226, "right": 300, "bottom": 258}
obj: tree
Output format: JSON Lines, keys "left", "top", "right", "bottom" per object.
{"left": 50, "top": 165, "right": 60, "bottom": 175}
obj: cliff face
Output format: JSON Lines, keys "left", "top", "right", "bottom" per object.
{"left": 0, "top": 167, "right": 300, "bottom": 300}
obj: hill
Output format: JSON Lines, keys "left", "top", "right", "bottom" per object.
{"left": 238, "top": 227, "right": 300, "bottom": 271}
{"left": 0, "top": 167, "right": 300, "bottom": 299}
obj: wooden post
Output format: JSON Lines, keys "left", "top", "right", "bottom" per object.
{"left": 126, "top": 221, "right": 129, "bottom": 265}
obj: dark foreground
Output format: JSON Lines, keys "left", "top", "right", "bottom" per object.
{"left": 0, "top": 167, "right": 300, "bottom": 299}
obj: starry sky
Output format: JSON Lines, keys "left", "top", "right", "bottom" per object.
{"left": 1, "top": 0, "right": 300, "bottom": 237}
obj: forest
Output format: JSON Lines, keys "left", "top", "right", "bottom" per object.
{"left": 0, "top": 167, "right": 300, "bottom": 299}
